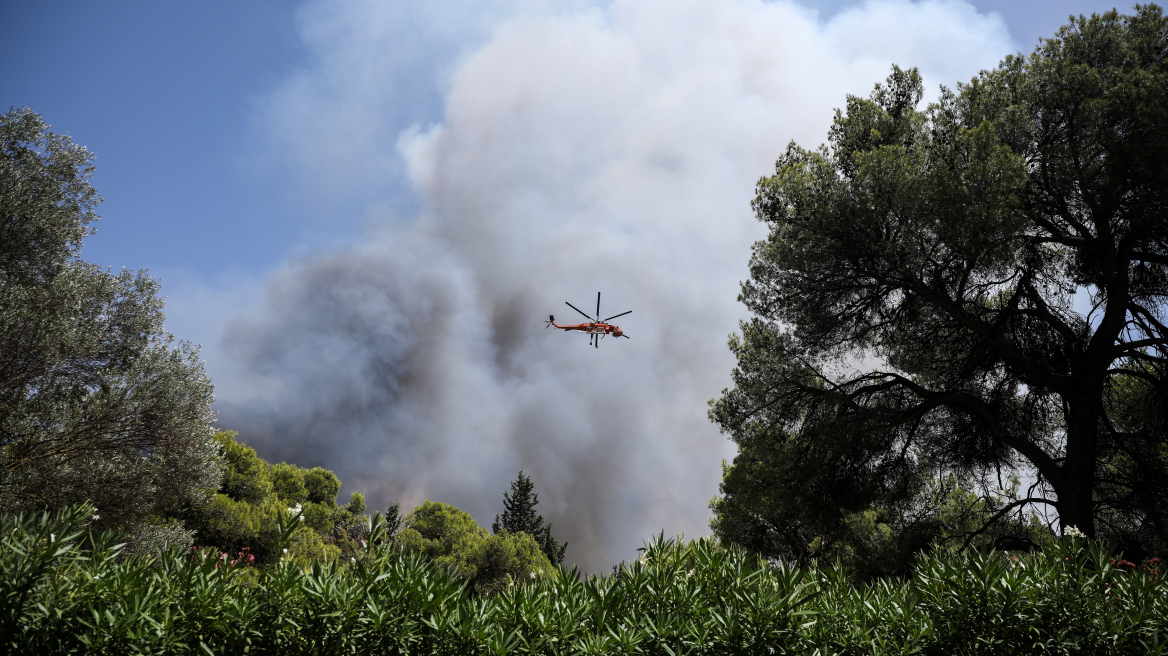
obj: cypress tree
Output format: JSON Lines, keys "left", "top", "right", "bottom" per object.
{"left": 492, "top": 471, "right": 567, "bottom": 565}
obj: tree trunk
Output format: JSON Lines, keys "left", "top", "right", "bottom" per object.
{"left": 1056, "top": 391, "right": 1100, "bottom": 537}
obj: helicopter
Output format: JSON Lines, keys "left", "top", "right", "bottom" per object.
{"left": 545, "top": 292, "right": 631, "bottom": 349}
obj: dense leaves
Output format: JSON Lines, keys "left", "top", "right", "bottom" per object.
{"left": 5, "top": 506, "right": 1168, "bottom": 655}
{"left": 492, "top": 470, "right": 567, "bottom": 566}
{"left": 187, "top": 431, "right": 370, "bottom": 566}
{"left": 0, "top": 108, "right": 98, "bottom": 282}
{"left": 0, "top": 108, "right": 220, "bottom": 554}
{"left": 711, "top": 7, "right": 1168, "bottom": 571}
{"left": 398, "top": 500, "right": 553, "bottom": 596}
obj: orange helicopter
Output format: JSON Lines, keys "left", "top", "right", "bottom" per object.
{"left": 545, "top": 292, "right": 631, "bottom": 349}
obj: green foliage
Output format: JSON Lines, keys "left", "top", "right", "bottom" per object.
{"left": 300, "top": 502, "right": 333, "bottom": 534}
{"left": 187, "top": 431, "right": 369, "bottom": 565}
{"left": 398, "top": 500, "right": 553, "bottom": 595}
{"left": 712, "top": 6, "right": 1168, "bottom": 569}
{"left": 929, "top": 474, "right": 1056, "bottom": 553}
{"left": 8, "top": 506, "right": 1168, "bottom": 654}
{"left": 288, "top": 525, "right": 342, "bottom": 566}
{"left": 304, "top": 467, "right": 340, "bottom": 506}
{"left": 195, "top": 491, "right": 283, "bottom": 563}
{"left": 214, "top": 430, "right": 273, "bottom": 504}
{"left": 270, "top": 462, "right": 309, "bottom": 504}
{"left": 473, "top": 530, "right": 553, "bottom": 596}
{"left": 345, "top": 491, "right": 366, "bottom": 515}
{"left": 0, "top": 108, "right": 221, "bottom": 555}
{"left": 493, "top": 472, "right": 541, "bottom": 536}
{"left": 0, "top": 107, "right": 98, "bottom": 280}
{"left": 382, "top": 501, "right": 403, "bottom": 537}
{"left": 492, "top": 471, "right": 568, "bottom": 566}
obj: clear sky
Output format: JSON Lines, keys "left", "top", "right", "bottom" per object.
{"left": 0, "top": 0, "right": 1137, "bottom": 570}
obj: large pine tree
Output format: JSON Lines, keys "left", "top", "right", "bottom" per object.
{"left": 492, "top": 471, "right": 566, "bottom": 565}
{"left": 711, "top": 7, "right": 1168, "bottom": 571}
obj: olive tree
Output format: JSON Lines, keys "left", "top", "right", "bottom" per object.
{"left": 0, "top": 107, "right": 221, "bottom": 552}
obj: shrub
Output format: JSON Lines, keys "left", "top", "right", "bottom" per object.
{"left": 396, "top": 500, "right": 553, "bottom": 595}
{"left": 304, "top": 468, "right": 341, "bottom": 506}
{"left": 345, "top": 491, "right": 366, "bottom": 515}
{"left": 187, "top": 432, "right": 369, "bottom": 564}
{"left": 214, "top": 431, "right": 273, "bottom": 504}
{"left": 5, "top": 506, "right": 1168, "bottom": 654}
{"left": 270, "top": 463, "right": 309, "bottom": 504}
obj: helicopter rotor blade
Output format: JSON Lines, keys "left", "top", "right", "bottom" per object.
{"left": 596, "top": 292, "right": 601, "bottom": 319}
{"left": 603, "top": 310, "right": 632, "bottom": 322}
{"left": 565, "top": 301, "right": 592, "bottom": 320}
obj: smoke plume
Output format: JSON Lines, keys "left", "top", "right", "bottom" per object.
{"left": 215, "top": 0, "right": 1012, "bottom": 570}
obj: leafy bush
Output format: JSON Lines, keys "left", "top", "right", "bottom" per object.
{"left": 396, "top": 500, "right": 553, "bottom": 595}
{"left": 270, "top": 462, "right": 310, "bottom": 504}
{"left": 304, "top": 467, "right": 341, "bottom": 505}
{"left": 216, "top": 431, "right": 273, "bottom": 504}
{"left": 186, "top": 431, "right": 368, "bottom": 565}
{"left": 6, "top": 505, "right": 1168, "bottom": 655}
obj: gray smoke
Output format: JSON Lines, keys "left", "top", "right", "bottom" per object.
{"left": 212, "top": 0, "right": 1012, "bottom": 570}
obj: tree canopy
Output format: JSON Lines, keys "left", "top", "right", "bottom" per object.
{"left": 399, "top": 500, "right": 553, "bottom": 595}
{"left": 190, "top": 430, "right": 370, "bottom": 565}
{"left": 711, "top": 7, "right": 1168, "bottom": 571}
{"left": 0, "top": 108, "right": 221, "bottom": 553}
{"left": 492, "top": 470, "right": 567, "bottom": 565}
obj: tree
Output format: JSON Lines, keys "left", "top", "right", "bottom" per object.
{"left": 189, "top": 430, "right": 370, "bottom": 564}
{"left": 382, "top": 502, "right": 403, "bottom": 537}
{"left": 0, "top": 107, "right": 221, "bottom": 553}
{"left": 398, "top": 500, "right": 553, "bottom": 595}
{"left": 492, "top": 471, "right": 567, "bottom": 565}
{"left": 711, "top": 7, "right": 1168, "bottom": 569}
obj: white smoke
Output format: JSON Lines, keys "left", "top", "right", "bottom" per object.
{"left": 214, "top": 0, "right": 1013, "bottom": 570}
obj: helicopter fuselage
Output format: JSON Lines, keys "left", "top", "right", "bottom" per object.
{"left": 549, "top": 321, "right": 624, "bottom": 338}
{"left": 547, "top": 293, "right": 631, "bottom": 348}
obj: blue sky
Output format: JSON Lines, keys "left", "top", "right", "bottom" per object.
{"left": 1, "top": 0, "right": 1124, "bottom": 279}
{"left": 0, "top": 0, "right": 1135, "bottom": 569}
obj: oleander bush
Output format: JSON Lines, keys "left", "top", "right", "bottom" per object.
{"left": 3, "top": 505, "right": 1168, "bottom": 655}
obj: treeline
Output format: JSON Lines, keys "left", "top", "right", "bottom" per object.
{"left": 5, "top": 506, "right": 1168, "bottom": 654}
{"left": 168, "top": 428, "right": 568, "bottom": 595}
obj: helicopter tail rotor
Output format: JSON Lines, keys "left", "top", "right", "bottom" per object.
{"left": 545, "top": 314, "right": 555, "bottom": 329}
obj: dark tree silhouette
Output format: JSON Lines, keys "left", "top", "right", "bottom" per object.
{"left": 492, "top": 471, "right": 566, "bottom": 565}
{"left": 712, "top": 7, "right": 1168, "bottom": 570}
